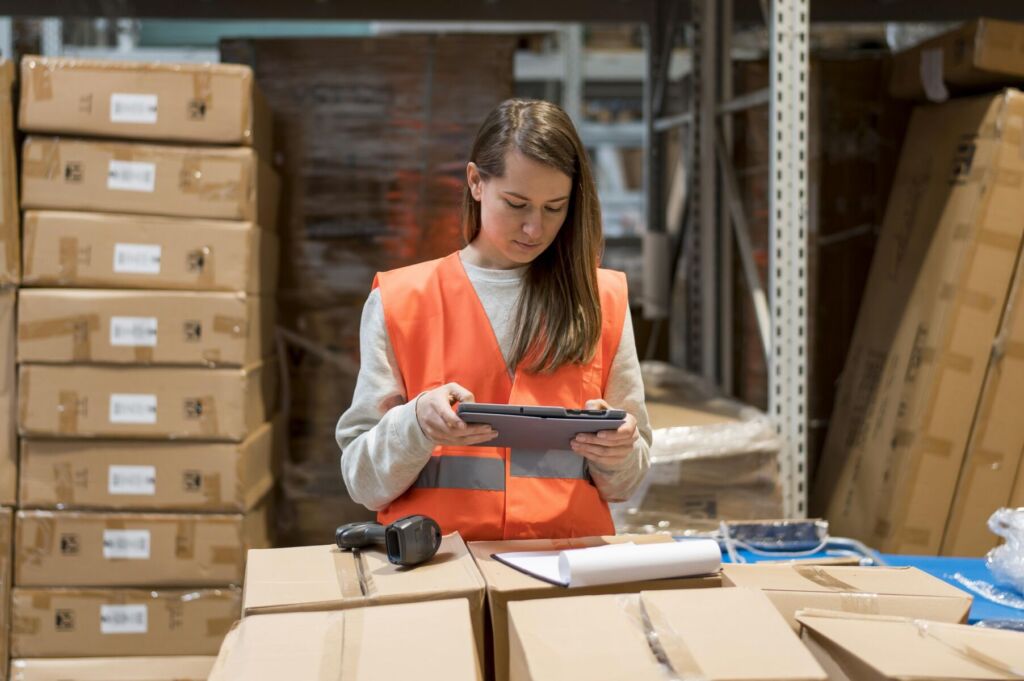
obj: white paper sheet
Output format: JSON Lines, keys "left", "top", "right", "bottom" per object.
{"left": 494, "top": 539, "right": 721, "bottom": 587}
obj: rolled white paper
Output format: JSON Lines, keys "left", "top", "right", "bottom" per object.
{"left": 557, "top": 539, "right": 721, "bottom": 588}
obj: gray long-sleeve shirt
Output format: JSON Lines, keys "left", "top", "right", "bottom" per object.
{"left": 336, "top": 254, "right": 652, "bottom": 511}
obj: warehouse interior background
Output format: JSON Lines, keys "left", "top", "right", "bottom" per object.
{"left": 0, "top": 0, "right": 1023, "bottom": 678}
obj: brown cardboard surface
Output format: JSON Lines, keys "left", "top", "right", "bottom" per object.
{"left": 14, "top": 507, "right": 269, "bottom": 587}
{"left": 243, "top": 533, "right": 486, "bottom": 675}
{"left": 891, "top": 19, "right": 1024, "bottom": 100}
{"left": 21, "top": 210, "right": 277, "bottom": 292}
{"left": 10, "top": 656, "right": 216, "bottom": 681}
{"left": 10, "top": 587, "right": 240, "bottom": 658}
{"left": 21, "top": 137, "right": 279, "bottom": 225}
{"left": 722, "top": 564, "right": 973, "bottom": 630}
{"left": 0, "top": 508, "right": 13, "bottom": 681}
{"left": 813, "top": 89, "right": 1024, "bottom": 554}
{"left": 508, "top": 588, "right": 825, "bottom": 681}
{"left": 469, "top": 536, "right": 722, "bottom": 681}
{"left": 1011, "top": 453, "right": 1024, "bottom": 507}
{"left": 19, "top": 56, "right": 269, "bottom": 153}
{"left": 19, "top": 418, "right": 277, "bottom": 512}
{"left": 798, "top": 609, "right": 1024, "bottom": 680}
{"left": 0, "top": 291, "right": 15, "bottom": 506}
{"left": 0, "top": 60, "right": 18, "bottom": 285}
{"left": 942, "top": 251, "right": 1024, "bottom": 556}
{"left": 18, "top": 361, "right": 276, "bottom": 441}
{"left": 208, "top": 599, "right": 480, "bottom": 681}
{"left": 18, "top": 289, "right": 273, "bottom": 366}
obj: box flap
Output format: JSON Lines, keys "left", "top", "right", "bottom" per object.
{"left": 243, "top": 533, "right": 483, "bottom": 614}
{"left": 722, "top": 565, "right": 969, "bottom": 598}
{"left": 643, "top": 588, "right": 827, "bottom": 681}
{"left": 798, "top": 610, "right": 1024, "bottom": 680}
{"left": 209, "top": 599, "right": 479, "bottom": 681}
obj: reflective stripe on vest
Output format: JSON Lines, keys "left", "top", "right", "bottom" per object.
{"left": 413, "top": 449, "right": 589, "bottom": 490}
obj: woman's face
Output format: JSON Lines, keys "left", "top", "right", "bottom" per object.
{"left": 467, "top": 150, "right": 572, "bottom": 269}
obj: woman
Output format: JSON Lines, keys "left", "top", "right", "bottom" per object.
{"left": 337, "top": 98, "right": 651, "bottom": 541}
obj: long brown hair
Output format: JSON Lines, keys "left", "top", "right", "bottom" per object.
{"left": 462, "top": 98, "right": 603, "bottom": 374}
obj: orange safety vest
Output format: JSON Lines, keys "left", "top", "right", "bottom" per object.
{"left": 372, "top": 252, "right": 628, "bottom": 541}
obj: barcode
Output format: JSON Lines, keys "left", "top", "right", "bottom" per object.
{"left": 108, "top": 160, "right": 156, "bottom": 193}
{"left": 111, "top": 402, "right": 156, "bottom": 417}
{"left": 114, "top": 243, "right": 161, "bottom": 274}
{"left": 110, "top": 317, "right": 158, "bottom": 347}
{"left": 109, "top": 465, "right": 156, "bottom": 495}
{"left": 103, "top": 529, "right": 151, "bottom": 559}
{"left": 100, "top": 604, "right": 148, "bottom": 634}
{"left": 110, "top": 93, "right": 158, "bottom": 124}
{"left": 109, "top": 394, "right": 157, "bottom": 425}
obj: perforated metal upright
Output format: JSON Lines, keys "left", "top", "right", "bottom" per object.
{"left": 768, "top": 0, "right": 810, "bottom": 518}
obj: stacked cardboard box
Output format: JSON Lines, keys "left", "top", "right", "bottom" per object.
{"left": 219, "top": 36, "right": 517, "bottom": 544}
{"left": 11, "top": 56, "right": 279, "bottom": 671}
{"left": 812, "top": 20, "right": 1024, "bottom": 556}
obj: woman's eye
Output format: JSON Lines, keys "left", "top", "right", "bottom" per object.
{"left": 505, "top": 200, "right": 527, "bottom": 209}
{"left": 545, "top": 205, "right": 565, "bottom": 213}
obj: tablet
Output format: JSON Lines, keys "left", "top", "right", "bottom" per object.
{"left": 456, "top": 402, "right": 626, "bottom": 450}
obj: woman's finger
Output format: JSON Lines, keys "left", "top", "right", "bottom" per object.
{"left": 432, "top": 398, "right": 467, "bottom": 431}
{"left": 584, "top": 398, "right": 612, "bottom": 411}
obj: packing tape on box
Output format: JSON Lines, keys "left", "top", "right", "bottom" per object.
{"left": 207, "top": 616, "right": 236, "bottom": 637}
{"left": 53, "top": 462, "right": 75, "bottom": 505}
{"left": 798, "top": 609, "right": 1024, "bottom": 677}
{"left": 195, "top": 245, "right": 216, "bottom": 288}
{"left": 196, "top": 395, "right": 220, "bottom": 438}
{"left": 19, "top": 314, "right": 100, "bottom": 362}
{"left": 176, "top": 518, "right": 196, "bottom": 560}
{"left": 58, "top": 236, "right": 79, "bottom": 281}
{"left": 25, "top": 58, "right": 54, "bottom": 101}
{"left": 837, "top": 592, "right": 882, "bottom": 615}
{"left": 794, "top": 566, "right": 862, "bottom": 592}
{"left": 618, "top": 594, "right": 706, "bottom": 681}
{"left": 205, "top": 471, "right": 224, "bottom": 508}
{"left": 211, "top": 545, "right": 242, "bottom": 566}
{"left": 937, "top": 284, "right": 998, "bottom": 312}
{"left": 57, "top": 388, "right": 81, "bottom": 434}
{"left": 214, "top": 314, "right": 247, "bottom": 338}
{"left": 179, "top": 154, "right": 246, "bottom": 209}
{"left": 22, "top": 514, "right": 56, "bottom": 566}
{"left": 22, "top": 138, "right": 61, "bottom": 179}
{"left": 30, "top": 591, "right": 52, "bottom": 611}
{"left": 133, "top": 345, "right": 154, "bottom": 363}
{"left": 193, "top": 70, "right": 214, "bottom": 120}
{"left": 332, "top": 550, "right": 367, "bottom": 600}
{"left": 976, "top": 227, "right": 1023, "bottom": 253}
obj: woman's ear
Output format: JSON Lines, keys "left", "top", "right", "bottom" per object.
{"left": 467, "top": 162, "right": 484, "bottom": 201}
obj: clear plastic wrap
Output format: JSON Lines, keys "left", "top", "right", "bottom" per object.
{"left": 986, "top": 507, "right": 1024, "bottom": 595}
{"left": 613, "top": 362, "right": 784, "bottom": 535}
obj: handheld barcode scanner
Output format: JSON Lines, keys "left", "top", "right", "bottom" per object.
{"left": 335, "top": 514, "right": 442, "bottom": 567}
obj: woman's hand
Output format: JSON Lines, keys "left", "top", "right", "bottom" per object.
{"left": 570, "top": 398, "right": 638, "bottom": 469}
{"left": 415, "top": 383, "right": 497, "bottom": 446}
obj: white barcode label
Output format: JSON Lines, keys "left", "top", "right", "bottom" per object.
{"left": 103, "top": 529, "right": 151, "bottom": 560}
{"left": 110, "top": 317, "right": 158, "bottom": 347}
{"left": 110, "top": 93, "right": 158, "bottom": 124}
{"left": 108, "top": 160, "right": 156, "bottom": 193}
{"left": 109, "top": 394, "right": 157, "bottom": 424}
{"left": 108, "top": 465, "right": 156, "bottom": 496}
{"left": 100, "top": 604, "right": 148, "bottom": 634}
{"left": 113, "top": 243, "right": 162, "bottom": 274}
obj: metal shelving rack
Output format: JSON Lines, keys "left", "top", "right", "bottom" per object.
{"left": 6, "top": 0, "right": 1024, "bottom": 520}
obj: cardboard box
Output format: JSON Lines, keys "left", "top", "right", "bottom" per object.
{"left": 0, "top": 508, "right": 13, "bottom": 681}
{"left": 508, "top": 588, "right": 825, "bottom": 681}
{"left": 798, "top": 609, "right": 1024, "bottom": 681}
{"left": 208, "top": 599, "right": 480, "bottom": 681}
{"left": 10, "top": 587, "right": 239, "bottom": 658}
{"left": 10, "top": 657, "right": 216, "bottom": 681}
{"left": 812, "top": 90, "right": 1024, "bottom": 554}
{"left": 0, "top": 60, "right": 18, "bottom": 285}
{"left": 1011, "top": 454, "right": 1024, "bottom": 507}
{"left": 21, "top": 136, "right": 279, "bottom": 225}
{"left": 22, "top": 210, "right": 278, "bottom": 292}
{"left": 14, "top": 507, "right": 269, "bottom": 587}
{"left": 19, "top": 419, "right": 277, "bottom": 512}
{"left": 19, "top": 56, "right": 269, "bottom": 152}
{"left": 18, "top": 361, "right": 276, "bottom": 441}
{"left": 891, "top": 19, "right": 1024, "bottom": 101}
{"left": 0, "top": 290, "right": 15, "bottom": 506}
{"left": 243, "top": 534, "right": 486, "bottom": 673}
{"left": 941, "top": 253, "right": 1024, "bottom": 556}
{"left": 721, "top": 564, "right": 972, "bottom": 630}
{"left": 18, "top": 289, "right": 273, "bottom": 366}
{"left": 469, "top": 536, "right": 722, "bottom": 681}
